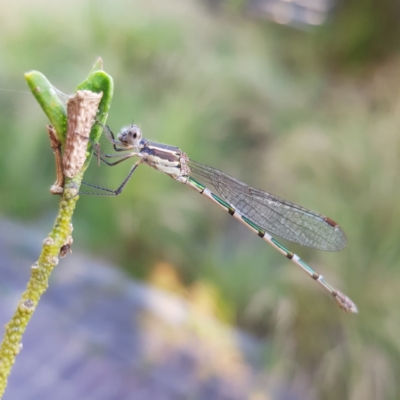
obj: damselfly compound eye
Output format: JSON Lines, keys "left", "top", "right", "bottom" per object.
{"left": 118, "top": 125, "right": 142, "bottom": 147}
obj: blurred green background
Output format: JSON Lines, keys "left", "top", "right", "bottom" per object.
{"left": 1, "top": 0, "right": 400, "bottom": 399}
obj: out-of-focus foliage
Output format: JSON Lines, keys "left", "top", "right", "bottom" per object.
{"left": 224, "top": 0, "right": 400, "bottom": 70}
{"left": 1, "top": 1, "right": 400, "bottom": 399}
{"left": 320, "top": 0, "right": 400, "bottom": 68}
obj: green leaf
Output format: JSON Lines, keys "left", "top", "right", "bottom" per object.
{"left": 77, "top": 70, "right": 114, "bottom": 143}
{"left": 24, "top": 71, "right": 67, "bottom": 145}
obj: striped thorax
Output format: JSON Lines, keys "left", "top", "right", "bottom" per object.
{"left": 118, "top": 125, "right": 190, "bottom": 182}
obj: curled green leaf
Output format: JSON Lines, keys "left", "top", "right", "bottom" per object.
{"left": 25, "top": 71, "right": 67, "bottom": 145}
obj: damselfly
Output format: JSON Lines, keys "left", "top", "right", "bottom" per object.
{"left": 86, "top": 124, "right": 357, "bottom": 313}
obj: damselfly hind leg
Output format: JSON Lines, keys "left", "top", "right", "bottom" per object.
{"left": 81, "top": 160, "right": 141, "bottom": 196}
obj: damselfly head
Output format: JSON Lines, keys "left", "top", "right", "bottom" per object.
{"left": 118, "top": 125, "right": 142, "bottom": 148}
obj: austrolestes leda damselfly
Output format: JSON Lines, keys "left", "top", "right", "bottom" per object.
{"left": 86, "top": 124, "right": 357, "bottom": 313}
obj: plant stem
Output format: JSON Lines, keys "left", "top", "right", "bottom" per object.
{"left": 0, "top": 59, "right": 113, "bottom": 398}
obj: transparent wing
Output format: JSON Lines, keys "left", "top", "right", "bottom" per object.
{"left": 188, "top": 160, "right": 347, "bottom": 251}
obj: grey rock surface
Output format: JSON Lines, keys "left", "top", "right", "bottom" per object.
{"left": 0, "top": 219, "right": 271, "bottom": 400}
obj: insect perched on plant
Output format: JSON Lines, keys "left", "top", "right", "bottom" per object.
{"left": 84, "top": 123, "right": 357, "bottom": 313}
